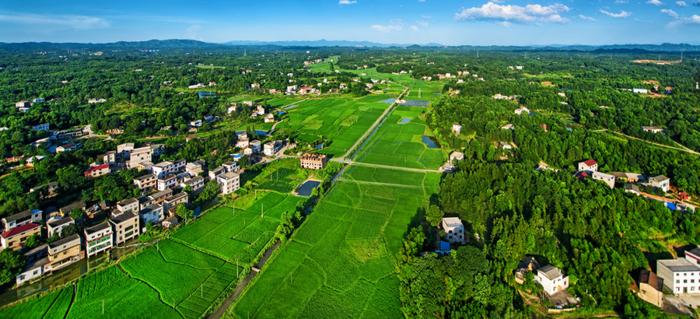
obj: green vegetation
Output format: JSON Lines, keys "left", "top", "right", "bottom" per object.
{"left": 275, "top": 95, "right": 389, "bottom": 156}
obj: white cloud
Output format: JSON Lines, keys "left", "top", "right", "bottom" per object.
{"left": 184, "top": 24, "right": 202, "bottom": 40}
{"left": 661, "top": 9, "right": 679, "bottom": 18}
{"left": 0, "top": 13, "right": 109, "bottom": 29}
{"left": 339, "top": 0, "right": 357, "bottom": 5}
{"left": 455, "top": 2, "right": 570, "bottom": 24}
{"left": 691, "top": 14, "right": 700, "bottom": 23}
{"left": 676, "top": 1, "right": 687, "bottom": 6}
{"left": 647, "top": 0, "right": 663, "bottom": 5}
{"left": 600, "top": 9, "right": 631, "bottom": 18}
{"left": 578, "top": 14, "right": 596, "bottom": 21}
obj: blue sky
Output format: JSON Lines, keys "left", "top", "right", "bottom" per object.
{"left": 0, "top": 0, "right": 699, "bottom": 45}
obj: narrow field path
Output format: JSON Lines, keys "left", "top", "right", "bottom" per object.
{"left": 338, "top": 88, "right": 409, "bottom": 161}
{"left": 593, "top": 129, "right": 699, "bottom": 156}
{"left": 340, "top": 159, "right": 440, "bottom": 174}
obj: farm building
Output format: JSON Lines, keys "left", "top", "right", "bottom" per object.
{"left": 300, "top": 153, "right": 328, "bottom": 170}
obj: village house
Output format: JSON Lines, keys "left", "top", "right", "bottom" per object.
{"left": 624, "top": 184, "right": 641, "bottom": 196}
{"left": 263, "top": 141, "right": 281, "bottom": 157}
{"left": 84, "top": 223, "right": 113, "bottom": 258}
{"left": 441, "top": 217, "right": 465, "bottom": 244}
{"left": 147, "top": 189, "right": 173, "bottom": 207}
{"left": 133, "top": 174, "right": 157, "bottom": 191}
{"left": 300, "top": 153, "right": 328, "bottom": 170}
{"left": 501, "top": 123, "right": 514, "bottom": 130}
{"left": 164, "top": 192, "right": 189, "bottom": 212}
{"left": 633, "top": 88, "right": 649, "bottom": 94}
{"left": 2, "top": 209, "right": 42, "bottom": 230}
{"left": 493, "top": 93, "right": 517, "bottom": 101}
{"left": 186, "top": 160, "right": 205, "bottom": 176}
{"left": 183, "top": 176, "right": 205, "bottom": 192}
{"left": 264, "top": 113, "right": 275, "bottom": 123}
{"left": 1, "top": 223, "right": 41, "bottom": 251}
{"left": 451, "top": 123, "right": 462, "bottom": 135}
{"left": 217, "top": 172, "right": 240, "bottom": 195}
{"left": 208, "top": 166, "right": 226, "bottom": 180}
{"left": 657, "top": 254, "right": 700, "bottom": 295}
{"left": 140, "top": 205, "right": 164, "bottom": 227}
{"left": 647, "top": 175, "right": 671, "bottom": 193}
{"left": 128, "top": 146, "right": 153, "bottom": 169}
{"left": 592, "top": 171, "right": 616, "bottom": 189}
{"left": 223, "top": 161, "right": 239, "bottom": 173}
{"left": 637, "top": 270, "right": 664, "bottom": 307}
{"left": 449, "top": 151, "right": 465, "bottom": 162}
{"left": 46, "top": 234, "right": 83, "bottom": 273}
{"left": 88, "top": 98, "right": 107, "bottom": 104}
{"left": 578, "top": 159, "right": 598, "bottom": 172}
{"left": 514, "top": 106, "right": 530, "bottom": 115}
{"left": 157, "top": 174, "right": 177, "bottom": 191}
{"left": 236, "top": 133, "right": 250, "bottom": 148}
{"left": 16, "top": 245, "right": 48, "bottom": 286}
{"left": 109, "top": 211, "right": 139, "bottom": 246}
{"left": 47, "top": 217, "right": 75, "bottom": 238}
{"left": 152, "top": 160, "right": 186, "bottom": 178}
{"left": 642, "top": 126, "right": 664, "bottom": 134}
{"left": 83, "top": 163, "right": 111, "bottom": 178}
{"left": 245, "top": 141, "right": 260, "bottom": 155}
{"left": 610, "top": 172, "right": 643, "bottom": 183}
{"left": 116, "top": 198, "right": 139, "bottom": 214}
{"left": 535, "top": 265, "right": 570, "bottom": 296}
{"left": 103, "top": 151, "right": 117, "bottom": 164}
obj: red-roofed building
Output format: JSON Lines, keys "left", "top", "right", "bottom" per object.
{"left": 1, "top": 223, "right": 40, "bottom": 251}
{"left": 578, "top": 159, "right": 598, "bottom": 173}
{"left": 84, "top": 164, "right": 111, "bottom": 178}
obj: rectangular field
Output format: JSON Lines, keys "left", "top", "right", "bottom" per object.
{"left": 355, "top": 106, "right": 444, "bottom": 169}
{"left": 275, "top": 95, "right": 389, "bottom": 156}
{"left": 229, "top": 167, "right": 439, "bottom": 319}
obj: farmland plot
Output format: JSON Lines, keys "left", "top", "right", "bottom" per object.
{"left": 275, "top": 95, "right": 389, "bottom": 156}
{"left": 230, "top": 167, "right": 439, "bottom": 318}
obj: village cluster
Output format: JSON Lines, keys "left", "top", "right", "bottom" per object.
{"left": 1, "top": 122, "right": 331, "bottom": 287}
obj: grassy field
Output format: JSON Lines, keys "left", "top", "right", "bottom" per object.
{"left": 229, "top": 166, "right": 440, "bottom": 318}
{"left": 276, "top": 95, "right": 390, "bottom": 156}
{"left": 173, "top": 191, "right": 303, "bottom": 264}
{"left": 243, "top": 159, "right": 310, "bottom": 194}
{"left": 355, "top": 105, "right": 445, "bottom": 169}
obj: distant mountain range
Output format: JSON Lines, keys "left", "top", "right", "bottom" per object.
{"left": 0, "top": 39, "right": 699, "bottom": 52}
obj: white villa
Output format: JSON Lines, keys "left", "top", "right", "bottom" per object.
{"left": 441, "top": 217, "right": 465, "bottom": 244}
{"left": 535, "top": 265, "right": 569, "bottom": 296}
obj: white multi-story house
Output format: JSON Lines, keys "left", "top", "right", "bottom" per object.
{"left": 578, "top": 159, "right": 598, "bottom": 172}
{"left": 47, "top": 217, "right": 75, "bottom": 238}
{"left": 152, "top": 160, "right": 186, "bottom": 178}
{"left": 451, "top": 124, "right": 462, "bottom": 135}
{"left": 140, "top": 205, "right": 164, "bottom": 227}
{"left": 441, "top": 217, "right": 465, "bottom": 244}
{"left": 657, "top": 257, "right": 700, "bottom": 295}
{"left": 592, "top": 171, "right": 616, "bottom": 189}
{"left": 84, "top": 223, "right": 113, "bottom": 258}
{"left": 128, "top": 146, "right": 153, "bottom": 168}
{"left": 117, "top": 198, "right": 140, "bottom": 214}
{"left": 133, "top": 174, "right": 157, "bottom": 190}
{"left": 535, "top": 265, "right": 570, "bottom": 295}
{"left": 647, "top": 175, "right": 671, "bottom": 193}
{"left": 2, "top": 209, "right": 42, "bottom": 230}
{"left": 217, "top": 172, "right": 240, "bottom": 195}
{"left": 183, "top": 176, "right": 205, "bottom": 192}
{"left": 157, "top": 174, "right": 177, "bottom": 191}
{"left": 186, "top": 160, "right": 205, "bottom": 176}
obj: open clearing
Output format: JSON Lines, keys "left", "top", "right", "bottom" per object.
{"left": 275, "top": 95, "right": 390, "bottom": 157}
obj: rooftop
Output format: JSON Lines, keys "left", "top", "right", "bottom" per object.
{"left": 48, "top": 233, "right": 81, "bottom": 249}
{"left": 48, "top": 217, "right": 74, "bottom": 227}
{"left": 538, "top": 265, "right": 564, "bottom": 280}
{"left": 2, "top": 222, "right": 40, "bottom": 238}
{"left": 85, "top": 222, "right": 110, "bottom": 234}
{"left": 442, "top": 217, "right": 463, "bottom": 228}
{"left": 111, "top": 211, "right": 137, "bottom": 224}
{"left": 658, "top": 258, "right": 700, "bottom": 272}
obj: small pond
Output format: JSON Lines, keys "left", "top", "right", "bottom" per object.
{"left": 296, "top": 180, "right": 321, "bottom": 196}
{"left": 399, "top": 118, "right": 411, "bottom": 124}
{"left": 382, "top": 98, "right": 430, "bottom": 107}
{"left": 421, "top": 135, "right": 440, "bottom": 149}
